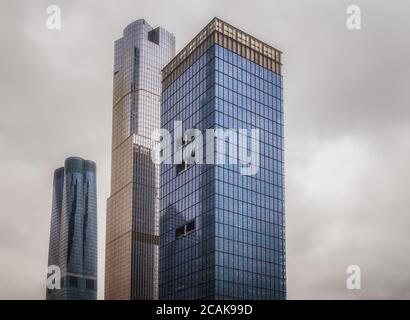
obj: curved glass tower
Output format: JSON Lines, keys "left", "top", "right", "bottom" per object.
{"left": 105, "top": 19, "right": 175, "bottom": 300}
{"left": 46, "top": 157, "right": 97, "bottom": 300}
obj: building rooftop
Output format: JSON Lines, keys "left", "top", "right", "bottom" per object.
{"left": 162, "top": 17, "right": 282, "bottom": 84}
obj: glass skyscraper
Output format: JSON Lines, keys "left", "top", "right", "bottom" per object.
{"left": 46, "top": 157, "right": 97, "bottom": 300}
{"left": 159, "top": 18, "right": 285, "bottom": 299}
{"left": 105, "top": 19, "right": 175, "bottom": 299}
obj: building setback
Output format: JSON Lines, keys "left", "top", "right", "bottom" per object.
{"left": 159, "top": 18, "right": 285, "bottom": 299}
{"left": 46, "top": 157, "right": 97, "bottom": 300}
{"left": 105, "top": 19, "right": 175, "bottom": 299}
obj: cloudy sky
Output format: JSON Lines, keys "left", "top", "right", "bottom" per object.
{"left": 1, "top": 0, "right": 410, "bottom": 299}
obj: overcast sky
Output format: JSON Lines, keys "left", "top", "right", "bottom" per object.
{"left": 1, "top": 0, "right": 410, "bottom": 299}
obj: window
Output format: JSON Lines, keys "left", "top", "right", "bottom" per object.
{"left": 176, "top": 161, "right": 191, "bottom": 175}
{"left": 68, "top": 276, "right": 78, "bottom": 288}
{"left": 86, "top": 279, "right": 96, "bottom": 290}
{"left": 175, "top": 134, "right": 196, "bottom": 175}
{"left": 148, "top": 28, "right": 160, "bottom": 45}
{"left": 176, "top": 225, "right": 185, "bottom": 239}
{"left": 186, "top": 220, "right": 196, "bottom": 233}
{"left": 175, "top": 219, "right": 196, "bottom": 239}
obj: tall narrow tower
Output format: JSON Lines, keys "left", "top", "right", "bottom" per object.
{"left": 46, "top": 157, "right": 97, "bottom": 300}
{"left": 105, "top": 19, "right": 175, "bottom": 300}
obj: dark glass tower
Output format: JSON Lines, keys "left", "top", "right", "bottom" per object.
{"left": 159, "top": 18, "right": 285, "bottom": 299}
{"left": 46, "top": 157, "right": 97, "bottom": 300}
{"left": 105, "top": 19, "right": 175, "bottom": 299}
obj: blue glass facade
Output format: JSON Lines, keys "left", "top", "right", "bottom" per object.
{"left": 47, "top": 157, "right": 97, "bottom": 300}
{"left": 159, "top": 20, "right": 285, "bottom": 300}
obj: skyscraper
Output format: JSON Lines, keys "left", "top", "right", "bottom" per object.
{"left": 105, "top": 19, "right": 175, "bottom": 300}
{"left": 159, "top": 18, "right": 285, "bottom": 299}
{"left": 46, "top": 157, "right": 97, "bottom": 300}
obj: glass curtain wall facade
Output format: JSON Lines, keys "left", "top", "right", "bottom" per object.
{"left": 46, "top": 157, "right": 97, "bottom": 300}
{"left": 159, "top": 18, "right": 285, "bottom": 300}
{"left": 105, "top": 19, "right": 175, "bottom": 300}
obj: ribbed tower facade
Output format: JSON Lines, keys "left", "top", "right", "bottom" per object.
{"left": 46, "top": 157, "right": 97, "bottom": 300}
{"left": 105, "top": 19, "right": 175, "bottom": 300}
